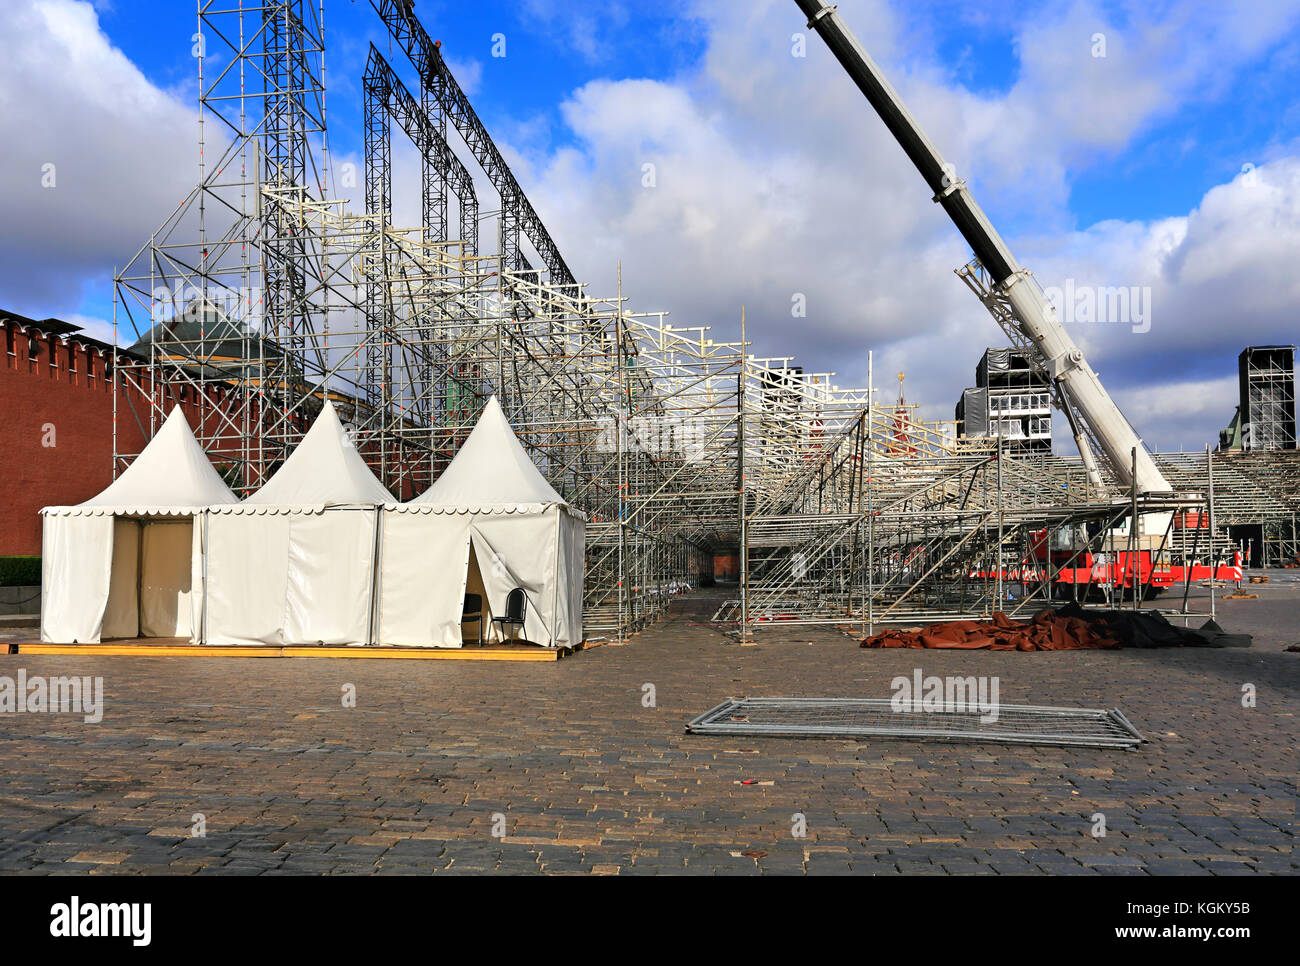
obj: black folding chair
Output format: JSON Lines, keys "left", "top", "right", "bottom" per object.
{"left": 462, "top": 593, "right": 484, "bottom": 646}
{"left": 491, "top": 588, "right": 527, "bottom": 644}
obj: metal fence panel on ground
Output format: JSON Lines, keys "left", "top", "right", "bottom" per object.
{"left": 686, "top": 697, "right": 1144, "bottom": 750}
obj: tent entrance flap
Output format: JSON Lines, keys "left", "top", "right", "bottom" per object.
{"left": 102, "top": 518, "right": 141, "bottom": 639}
{"left": 464, "top": 544, "right": 487, "bottom": 644}
{"left": 469, "top": 527, "right": 552, "bottom": 645}
{"left": 140, "top": 520, "right": 195, "bottom": 637}
{"left": 40, "top": 514, "right": 115, "bottom": 644}
{"left": 104, "top": 518, "right": 196, "bottom": 640}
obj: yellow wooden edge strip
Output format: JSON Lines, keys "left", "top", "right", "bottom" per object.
{"left": 13, "top": 643, "right": 567, "bottom": 661}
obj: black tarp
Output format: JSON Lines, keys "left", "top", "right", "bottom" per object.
{"left": 1054, "top": 602, "right": 1252, "bottom": 649}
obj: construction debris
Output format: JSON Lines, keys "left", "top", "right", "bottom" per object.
{"left": 862, "top": 609, "right": 1116, "bottom": 650}
{"left": 861, "top": 603, "right": 1251, "bottom": 650}
{"left": 1055, "top": 603, "right": 1253, "bottom": 648}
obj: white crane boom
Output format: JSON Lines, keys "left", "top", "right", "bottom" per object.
{"left": 796, "top": 0, "right": 1172, "bottom": 494}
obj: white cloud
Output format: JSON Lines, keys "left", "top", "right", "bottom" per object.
{"left": 444, "top": 55, "right": 483, "bottom": 97}
{"left": 0, "top": 0, "right": 196, "bottom": 311}
{"left": 62, "top": 311, "right": 116, "bottom": 345}
{"left": 521, "top": 0, "right": 1300, "bottom": 451}
{"left": 1111, "top": 375, "right": 1239, "bottom": 453}
{"left": 518, "top": 0, "right": 634, "bottom": 64}
{"left": 1024, "top": 158, "right": 1300, "bottom": 423}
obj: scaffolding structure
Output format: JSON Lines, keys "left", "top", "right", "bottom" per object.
{"left": 955, "top": 348, "right": 1053, "bottom": 455}
{"left": 1157, "top": 449, "right": 1300, "bottom": 567}
{"left": 1239, "top": 346, "right": 1297, "bottom": 452}
{"left": 719, "top": 421, "right": 1300, "bottom": 630}
{"left": 105, "top": 1, "right": 1300, "bottom": 647}
{"left": 104, "top": 0, "right": 755, "bottom": 644}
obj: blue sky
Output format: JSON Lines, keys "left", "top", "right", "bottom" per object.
{"left": 95, "top": 0, "right": 1293, "bottom": 230}
{"left": 4, "top": 0, "right": 1300, "bottom": 449}
{"left": 96, "top": 1, "right": 708, "bottom": 171}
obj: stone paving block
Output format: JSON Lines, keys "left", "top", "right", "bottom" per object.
{"left": 0, "top": 589, "right": 1294, "bottom": 875}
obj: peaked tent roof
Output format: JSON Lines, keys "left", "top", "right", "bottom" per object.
{"left": 244, "top": 400, "right": 392, "bottom": 506}
{"left": 414, "top": 396, "right": 565, "bottom": 508}
{"left": 46, "top": 406, "right": 238, "bottom": 514}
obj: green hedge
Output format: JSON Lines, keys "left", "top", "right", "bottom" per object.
{"left": 0, "top": 556, "right": 41, "bottom": 587}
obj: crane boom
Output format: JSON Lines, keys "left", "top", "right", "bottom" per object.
{"left": 796, "top": 0, "right": 1172, "bottom": 494}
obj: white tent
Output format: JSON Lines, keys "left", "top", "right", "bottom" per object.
{"left": 203, "top": 400, "right": 391, "bottom": 646}
{"left": 378, "top": 396, "right": 585, "bottom": 648}
{"left": 40, "top": 407, "right": 238, "bottom": 643}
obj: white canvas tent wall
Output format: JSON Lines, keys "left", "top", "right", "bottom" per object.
{"left": 40, "top": 407, "right": 238, "bottom": 643}
{"left": 378, "top": 396, "right": 585, "bottom": 648}
{"left": 203, "top": 401, "right": 391, "bottom": 646}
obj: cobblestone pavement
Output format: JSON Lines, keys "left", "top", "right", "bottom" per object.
{"left": 0, "top": 581, "right": 1295, "bottom": 875}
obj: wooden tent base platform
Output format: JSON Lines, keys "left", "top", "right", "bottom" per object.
{"left": 8, "top": 640, "right": 578, "bottom": 662}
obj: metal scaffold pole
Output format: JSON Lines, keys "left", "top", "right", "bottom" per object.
{"left": 738, "top": 306, "right": 751, "bottom": 644}
{"left": 616, "top": 262, "right": 626, "bottom": 644}
{"left": 866, "top": 350, "right": 875, "bottom": 638}
{"left": 1208, "top": 445, "right": 1217, "bottom": 623}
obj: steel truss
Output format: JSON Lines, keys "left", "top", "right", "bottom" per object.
{"left": 367, "top": 0, "right": 575, "bottom": 286}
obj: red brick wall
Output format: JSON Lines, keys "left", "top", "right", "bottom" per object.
{"left": 713, "top": 554, "right": 739, "bottom": 581}
{"left": 0, "top": 321, "right": 154, "bottom": 556}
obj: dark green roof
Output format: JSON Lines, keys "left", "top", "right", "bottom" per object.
{"left": 128, "top": 302, "right": 283, "bottom": 374}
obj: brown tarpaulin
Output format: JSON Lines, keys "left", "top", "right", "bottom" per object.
{"left": 861, "top": 609, "right": 1119, "bottom": 651}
